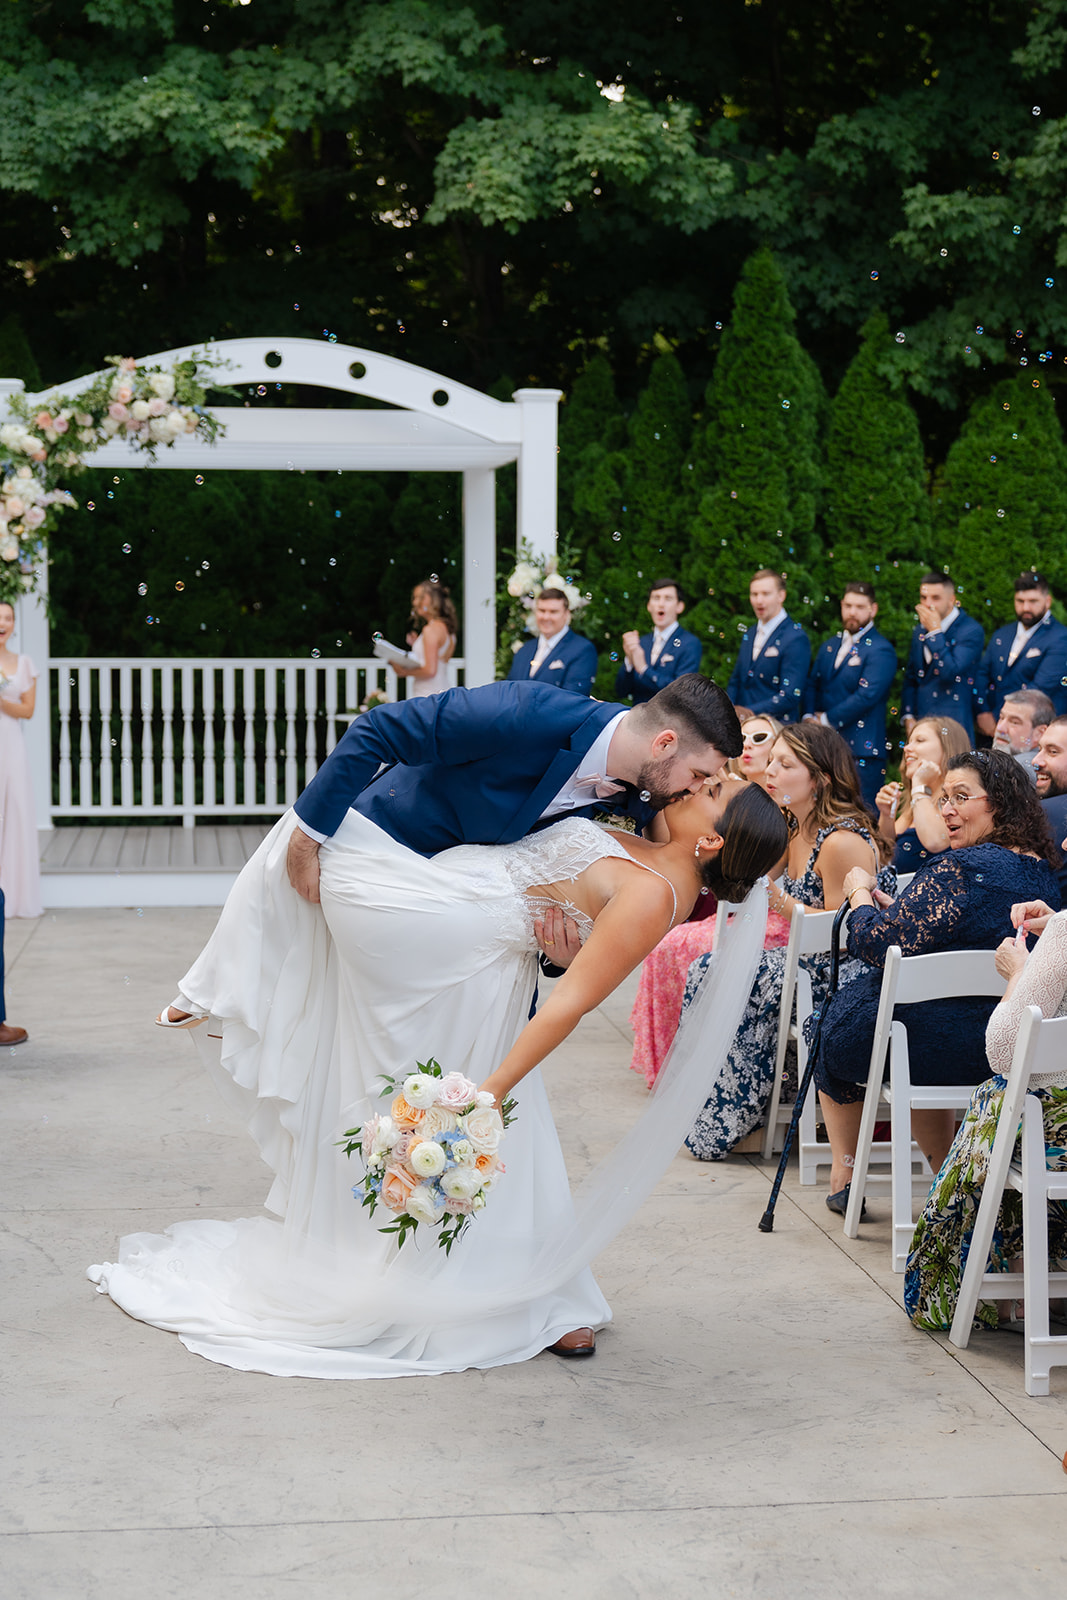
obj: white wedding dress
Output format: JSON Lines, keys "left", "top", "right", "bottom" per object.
{"left": 89, "top": 811, "right": 766, "bottom": 1379}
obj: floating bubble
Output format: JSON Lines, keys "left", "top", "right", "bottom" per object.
{"left": 194, "top": 474, "right": 204, "bottom": 485}
{"left": 940, "top": 248, "right": 948, "bottom": 257}
{"left": 256, "top": 385, "right": 267, "bottom": 396}
{"left": 328, "top": 557, "right": 337, "bottom": 567}
{"left": 1013, "top": 225, "right": 1021, "bottom": 235}
{"left": 964, "top": 345, "right": 972, "bottom": 354}
{"left": 294, "top": 303, "right": 300, "bottom": 310}
{"left": 373, "top": 631, "right": 382, "bottom": 641}
{"left": 175, "top": 581, "right": 184, "bottom": 592}
{"left": 311, "top": 648, "right": 321, "bottom": 658}
{"left": 895, "top": 331, "right": 906, "bottom": 343}
{"left": 639, "top": 790, "right": 651, "bottom": 803}
{"left": 122, "top": 543, "right": 131, "bottom": 553}
{"left": 1033, "top": 106, "right": 1041, "bottom": 115}
{"left": 87, "top": 501, "right": 95, "bottom": 510}
{"left": 1046, "top": 278, "right": 1055, "bottom": 288}
{"left": 430, "top": 572, "right": 438, "bottom": 582}
{"left": 138, "top": 582, "right": 147, "bottom": 595}
{"left": 781, "top": 399, "right": 790, "bottom": 409}
{"left": 870, "top": 270, "right": 879, "bottom": 280}
{"left": 714, "top": 321, "right": 722, "bottom": 330}
{"left": 990, "top": 455, "right": 997, "bottom": 463}
{"left": 992, "top": 151, "right": 999, "bottom": 160}
{"left": 976, "top": 325, "right": 984, "bottom": 334}
{"left": 335, "top": 639, "right": 342, "bottom": 647}
{"left": 612, "top": 531, "right": 621, "bottom": 541}
{"left": 1034, "top": 378, "right": 1041, "bottom": 387}
{"left": 201, "top": 560, "right": 210, "bottom": 570}
{"left": 1003, "top": 401, "right": 1010, "bottom": 410}
{"left": 997, "top": 508, "right": 1006, "bottom": 518}
{"left": 730, "top": 491, "right": 737, "bottom": 499}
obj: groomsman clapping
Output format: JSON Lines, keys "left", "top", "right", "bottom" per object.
{"left": 615, "top": 579, "right": 702, "bottom": 703}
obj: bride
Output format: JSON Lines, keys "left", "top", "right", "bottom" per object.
{"left": 89, "top": 776, "right": 786, "bottom": 1379}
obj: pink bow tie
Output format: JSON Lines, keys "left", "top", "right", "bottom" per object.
{"left": 575, "top": 772, "right": 626, "bottom": 800}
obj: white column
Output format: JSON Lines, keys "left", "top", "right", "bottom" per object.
{"left": 18, "top": 565, "right": 53, "bottom": 831}
{"left": 462, "top": 467, "right": 497, "bottom": 687}
{"left": 512, "top": 388, "right": 562, "bottom": 565}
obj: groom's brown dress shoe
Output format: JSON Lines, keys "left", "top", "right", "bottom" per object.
{"left": 0, "top": 1024, "right": 28, "bottom": 1046}
{"left": 547, "top": 1326, "right": 596, "bottom": 1357}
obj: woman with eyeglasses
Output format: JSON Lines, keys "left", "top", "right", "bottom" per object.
{"left": 875, "top": 715, "right": 970, "bottom": 873}
{"left": 811, "top": 750, "right": 1061, "bottom": 1215}
{"left": 628, "top": 715, "right": 788, "bottom": 1089}
{"left": 683, "top": 723, "right": 896, "bottom": 1160}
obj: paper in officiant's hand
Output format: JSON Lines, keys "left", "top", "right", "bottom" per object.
{"left": 373, "top": 637, "right": 419, "bottom": 669}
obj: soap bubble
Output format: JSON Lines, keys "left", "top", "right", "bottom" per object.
{"left": 1013, "top": 225, "right": 1021, "bottom": 235}
{"left": 869, "top": 270, "right": 879, "bottom": 280}
{"left": 1046, "top": 278, "right": 1055, "bottom": 288}
{"left": 612, "top": 531, "right": 621, "bottom": 541}
{"left": 311, "top": 648, "right": 321, "bottom": 658}
{"left": 373, "top": 631, "right": 382, "bottom": 641}
{"left": 201, "top": 560, "right": 210, "bottom": 570}
{"left": 138, "top": 582, "right": 147, "bottom": 596}
{"left": 781, "top": 399, "right": 790, "bottom": 409}
{"left": 175, "top": 581, "right": 184, "bottom": 592}
{"left": 194, "top": 474, "right": 204, "bottom": 485}
{"left": 122, "top": 543, "right": 131, "bottom": 554}
{"left": 328, "top": 557, "right": 337, "bottom": 567}
{"left": 1033, "top": 106, "right": 1041, "bottom": 115}
{"left": 997, "top": 509, "right": 1005, "bottom": 518}
{"left": 639, "top": 789, "right": 651, "bottom": 803}
{"left": 87, "top": 501, "right": 95, "bottom": 510}
{"left": 895, "top": 331, "right": 906, "bottom": 343}
{"left": 430, "top": 572, "right": 438, "bottom": 581}
{"left": 940, "top": 248, "right": 948, "bottom": 257}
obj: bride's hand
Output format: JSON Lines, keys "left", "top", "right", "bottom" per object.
{"left": 535, "top": 906, "right": 581, "bottom": 968}
{"left": 286, "top": 828, "right": 322, "bottom": 903}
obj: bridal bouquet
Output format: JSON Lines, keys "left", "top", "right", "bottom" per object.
{"left": 340, "top": 1059, "right": 515, "bottom": 1254}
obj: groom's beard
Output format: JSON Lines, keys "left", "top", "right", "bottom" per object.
{"left": 634, "top": 761, "right": 693, "bottom": 811}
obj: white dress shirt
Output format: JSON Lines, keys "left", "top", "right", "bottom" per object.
{"left": 1007, "top": 614, "right": 1048, "bottom": 667}
{"left": 530, "top": 625, "right": 570, "bottom": 675}
{"left": 752, "top": 609, "right": 788, "bottom": 659}
{"left": 922, "top": 603, "right": 959, "bottom": 665}
{"left": 649, "top": 625, "right": 675, "bottom": 666}
{"left": 834, "top": 620, "right": 873, "bottom": 670}
{"left": 541, "top": 712, "right": 629, "bottom": 818}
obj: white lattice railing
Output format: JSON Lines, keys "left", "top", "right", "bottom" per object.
{"left": 49, "top": 656, "right": 465, "bottom": 825}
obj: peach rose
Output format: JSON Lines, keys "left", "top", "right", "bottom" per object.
{"left": 474, "top": 1152, "right": 498, "bottom": 1175}
{"left": 380, "top": 1164, "right": 418, "bottom": 1214}
{"left": 34, "top": 411, "right": 53, "bottom": 430}
{"left": 391, "top": 1093, "right": 424, "bottom": 1130}
{"left": 115, "top": 384, "right": 133, "bottom": 403}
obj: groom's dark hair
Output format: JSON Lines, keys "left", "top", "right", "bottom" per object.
{"left": 634, "top": 674, "right": 743, "bottom": 759}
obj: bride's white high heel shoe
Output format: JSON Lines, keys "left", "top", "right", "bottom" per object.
{"left": 155, "top": 1007, "right": 206, "bottom": 1030}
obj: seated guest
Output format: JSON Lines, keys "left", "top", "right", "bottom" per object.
{"left": 628, "top": 715, "right": 786, "bottom": 1089}
{"left": 1033, "top": 715, "right": 1067, "bottom": 901}
{"left": 902, "top": 572, "right": 985, "bottom": 744}
{"left": 905, "top": 892, "right": 1067, "bottom": 1330}
{"left": 615, "top": 579, "right": 703, "bottom": 704}
{"left": 977, "top": 570, "right": 1067, "bottom": 735}
{"left": 727, "top": 568, "right": 811, "bottom": 723}
{"left": 875, "top": 716, "right": 970, "bottom": 873}
{"left": 684, "top": 723, "right": 895, "bottom": 1160}
{"left": 804, "top": 581, "right": 898, "bottom": 811}
{"left": 507, "top": 587, "right": 598, "bottom": 696}
{"left": 812, "top": 751, "right": 1060, "bottom": 1215}
{"left": 0, "top": 888, "right": 28, "bottom": 1047}
{"left": 992, "top": 687, "right": 1054, "bottom": 783}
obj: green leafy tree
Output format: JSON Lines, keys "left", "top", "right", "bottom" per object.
{"left": 0, "top": 315, "right": 42, "bottom": 391}
{"left": 931, "top": 372, "right": 1067, "bottom": 628}
{"left": 819, "top": 312, "right": 931, "bottom": 662}
{"left": 684, "top": 247, "right": 825, "bottom": 688}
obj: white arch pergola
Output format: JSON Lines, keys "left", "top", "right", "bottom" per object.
{"left": 3, "top": 338, "right": 562, "bottom": 824}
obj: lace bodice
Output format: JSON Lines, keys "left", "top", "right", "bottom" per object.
{"left": 438, "top": 817, "right": 675, "bottom": 948}
{"left": 986, "top": 910, "right": 1067, "bottom": 1086}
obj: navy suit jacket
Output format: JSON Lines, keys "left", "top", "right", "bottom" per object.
{"left": 507, "top": 629, "right": 598, "bottom": 696}
{"left": 293, "top": 681, "right": 656, "bottom": 856}
{"left": 979, "top": 612, "right": 1067, "bottom": 718}
{"left": 901, "top": 610, "right": 986, "bottom": 742}
{"left": 726, "top": 617, "right": 811, "bottom": 720}
{"left": 1043, "top": 794, "right": 1067, "bottom": 901}
{"left": 803, "top": 626, "right": 898, "bottom": 771}
{"left": 615, "top": 627, "right": 703, "bottom": 703}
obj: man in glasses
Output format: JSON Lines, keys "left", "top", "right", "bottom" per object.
{"left": 727, "top": 568, "right": 810, "bottom": 722}
{"left": 977, "top": 570, "right": 1067, "bottom": 736}
{"left": 803, "top": 581, "right": 897, "bottom": 810}
{"left": 901, "top": 571, "right": 986, "bottom": 743}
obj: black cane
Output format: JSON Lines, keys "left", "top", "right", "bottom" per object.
{"left": 758, "top": 899, "right": 852, "bottom": 1232}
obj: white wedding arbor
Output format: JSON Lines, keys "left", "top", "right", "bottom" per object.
{"left": 3, "top": 338, "right": 562, "bottom": 873}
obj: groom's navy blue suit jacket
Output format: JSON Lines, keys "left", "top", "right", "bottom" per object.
{"left": 294, "top": 681, "right": 655, "bottom": 857}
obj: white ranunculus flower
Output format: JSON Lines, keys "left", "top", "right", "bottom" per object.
{"left": 164, "top": 409, "right": 185, "bottom": 434}
{"left": 402, "top": 1073, "right": 438, "bottom": 1109}
{"left": 409, "top": 1139, "right": 447, "bottom": 1177}
{"left": 131, "top": 400, "right": 151, "bottom": 421}
{"left": 149, "top": 371, "right": 175, "bottom": 400}
{"left": 148, "top": 417, "right": 169, "bottom": 440}
{"left": 440, "top": 1166, "right": 482, "bottom": 1200}
{"left": 406, "top": 1185, "right": 444, "bottom": 1225}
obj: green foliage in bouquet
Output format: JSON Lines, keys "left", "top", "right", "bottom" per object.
{"left": 931, "top": 373, "right": 1067, "bottom": 625}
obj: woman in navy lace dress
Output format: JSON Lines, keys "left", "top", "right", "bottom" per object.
{"left": 684, "top": 724, "right": 895, "bottom": 1160}
{"left": 813, "top": 751, "right": 1061, "bottom": 1213}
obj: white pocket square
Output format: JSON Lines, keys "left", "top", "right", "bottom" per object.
{"left": 764, "top": 646, "right": 780, "bottom": 658}
{"left": 661, "top": 654, "right": 675, "bottom": 664}
{"left": 1025, "top": 647, "right": 1042, "bottom": 658}
{"left": 549, "top": 659, "right": 565, "bottom": 670}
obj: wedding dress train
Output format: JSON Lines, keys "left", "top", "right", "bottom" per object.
{"left": 89, "top": 811, "right": 765, "bottom": 1379}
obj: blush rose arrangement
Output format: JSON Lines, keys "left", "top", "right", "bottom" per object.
{"left": 0, "top": 351, "right": 226, "bottom": 605}
{"left": 339, "top": 1058, "right": 516, "bottom": 1255}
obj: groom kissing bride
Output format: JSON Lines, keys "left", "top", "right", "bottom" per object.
{"left": 91, "top": 674, "right": 786, "bottom": 1380}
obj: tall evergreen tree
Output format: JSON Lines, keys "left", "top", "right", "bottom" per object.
{"left": 932, "top": 374, "right": 1067, "bottom": 628}
{"left": 684, "top": 248, "right": 825, "bottom": 682}
{"left": 819, "top": 311, "right": 931, "bottom": 661}
{"left": 0, "top": 314, "right": 42, "bottom": 391}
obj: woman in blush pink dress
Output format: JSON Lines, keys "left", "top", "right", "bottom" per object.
{"left": 628, "top": 714, "right": 789, "bottom": 1088}
{"left": 0, "top": 600, "right": 44, "bottom": 920}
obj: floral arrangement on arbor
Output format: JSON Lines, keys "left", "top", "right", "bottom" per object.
{"left": 495, "top": 538, "right": 589, "bottom": 678}
{"left": 0, "top": 352, "right": 225, "bottom": 605}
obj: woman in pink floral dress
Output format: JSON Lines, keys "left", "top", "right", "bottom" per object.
{"left": 629, "top": 714, "right": 788, "bottom": 1087}
{"left": 0, "top": 601, "right": 44, "bottom": 919}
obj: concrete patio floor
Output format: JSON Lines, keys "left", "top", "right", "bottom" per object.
{"left": 2, "top": 907, "right": 1065, "bottom": 1600}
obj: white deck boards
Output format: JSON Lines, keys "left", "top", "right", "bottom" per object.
{"left": 37, "top": 824, "right": 274, "bottom": 908}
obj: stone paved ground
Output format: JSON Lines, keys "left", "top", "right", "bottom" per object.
{"left": 2, "top": 908, "right": 1065, "bottom": 1600}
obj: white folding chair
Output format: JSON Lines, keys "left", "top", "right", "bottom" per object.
{"left": 761, "top": 904, "right": 849, "bottom": 1162}
{"left": 713, "top": 898, "right": 744, "bottom": 942}
{"left": 895, "top": 871, "right": 915, "bottom": 894}
{"left": 844, "top": 946, "right": 1006, "bottom": 1270}
{"left": 949, "top": 1006, "right": 1067, "bottom": 1396}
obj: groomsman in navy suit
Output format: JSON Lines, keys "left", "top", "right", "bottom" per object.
{"left": 507, "top": 588, "right": 598, "bottom": 696}
{"left": 976, "top": 571, "right": 1067, "bottom": 734}
{"left": 0, "top": 889, "right": 28, "bottom": 1047}
{"left": 615, "top": 578, "right": 703, "bottom": 703}
{"left": 726, "top": 568, "right": 810, "bottom": 721}
{"left": 901, "top": 572, "right": 986, "bottom": 743}
{"left": 803, "top": 581, "right": 898, "bottom": 810}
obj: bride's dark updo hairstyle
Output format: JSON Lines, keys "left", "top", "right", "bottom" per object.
{"left": 701, "top": 783, "right": 789, "bottom": 903}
